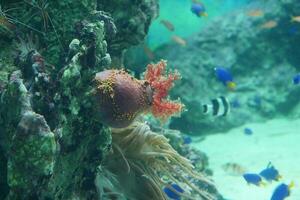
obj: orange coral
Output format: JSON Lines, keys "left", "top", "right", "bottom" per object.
{"left": 144, "top": 60, "right": 184, "bottom": 120}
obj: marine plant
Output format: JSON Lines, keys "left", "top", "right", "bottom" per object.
{"left": 144, "top": 60, "right": 184, "bottom": 120}
{"left": 94, "top": 60, "right": 184, "bottom": 128}
{"left": 23, "top": 0, "right": 63, "bottom": 48}
{"left": 104, "top": 121, "right": 216, "bottom": 200}
{"left": 91, "top": 59, "right": 216, "bottom": 199}
{"left": 23, "top": 0, "right": 51, "bottom": 31}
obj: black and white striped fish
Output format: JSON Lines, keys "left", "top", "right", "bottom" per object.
{"left": 202, "top": 96, "right": 230, "bottom": 117}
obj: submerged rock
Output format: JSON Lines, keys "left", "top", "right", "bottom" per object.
{"left": 98, "top": 0, "right": 159, "bottom": 66}
{"left": 0, "top": 7, "right": 112, "bottom": 199}
{"left": 0, "top": 0, "right": 221, "bottom": 199}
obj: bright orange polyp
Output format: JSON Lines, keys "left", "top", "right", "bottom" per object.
{"left": 144, "top": 60, "right": 184, "bottom": 120}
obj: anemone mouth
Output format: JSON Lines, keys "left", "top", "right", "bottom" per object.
{"left": 104, "top": 122, "right": 216, "bottom": 200}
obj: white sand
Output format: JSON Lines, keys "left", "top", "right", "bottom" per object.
{"left": 191, "top": 118, "right": 300, "bottom": 200}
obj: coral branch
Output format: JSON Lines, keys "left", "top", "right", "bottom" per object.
{"left": 144, "top": 60, "right": 184, "bottom": 120}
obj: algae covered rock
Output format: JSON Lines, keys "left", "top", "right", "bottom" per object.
{"left": 0, "top": 71, "right": 56, "bottom": 198}
{"left": 0, "top": 0, "right": 220, "bottom": 199}
{"left": 8, "top": 111, "right": 56, "bottom": 197}
{"left": 0, "top": 2, "right": 113, "bottom": 198}
{"left": 98, "top": 0, "right": 159, "bottom": 66}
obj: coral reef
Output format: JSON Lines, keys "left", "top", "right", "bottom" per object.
{"left": 0, "top": 7, "right": 112, "bottom": 199}
{"left": 97, "top": 0, "right": 159, "bottom": 66}
{"left": 0, "top": 0, "right": 218, "bottom": 200}
{"left": 4, "top": 71, "right": 56, "bottom": 198}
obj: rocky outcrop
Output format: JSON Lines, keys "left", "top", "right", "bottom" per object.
{"left": 98, "top": 0, "right": 159, "bottom": 67}
{"left": 0, "top": 0, "right": 218, "bottom": 199}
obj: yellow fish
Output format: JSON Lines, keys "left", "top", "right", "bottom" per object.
{"left": 143, "top": 44, "right": 155, "bottom": 60}
{"left": 291, "top": 16, "right": 300, "bottom": 23}
{"left": 222, "top": 162, "right": 246, "bottom": 176}
{"left": 260, "top": 20, "right": 278, "bottom": 29}
{"left": 160, "top": 19, "right": 175, "bottom": 32}
{"left": 227, "top": 81, "right": 236, "bottom": 90}
{"left": 247, "top": 9, "right": 264, "bottom": 17}
{"left": 171, "top": 35, "right": 187, "bottom": 46}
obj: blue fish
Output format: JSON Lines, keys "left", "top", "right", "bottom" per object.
{"left": 259, "top": 162, "right": 281, "bottom": 182}
{"left": 244, "top": 128, "right": 253, "bottom": 135}
{"left": 293, "top": 74, "right": 300, "bottom": 84}
{"left": 253, "top": 95, "right": 262, "bottom": 106}
{"left": 215, "top": 67, "right": 236, "bottom": 90}
{"left": 191, "top": 2, "right": 208, "bottom": 17}
{"left": 183, "top": 135, "right": 192, "bottom": 144}
{"left": 163, "top": 183, "right": 184, "bottom": 200}
{"left": 288, "top": 26, "right": 299, "bottom": 35}
{"left": 231, "top": 98, "right": 241, "bottom": 108}
{"left": 243, "top": 173, "right": 264, "bottom": 186}
{"left": 270, "top": 182, "right": 294, "bottom": 200}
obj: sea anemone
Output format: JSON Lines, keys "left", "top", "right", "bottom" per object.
{"left": 94, "top": 69, "right": 153, "bottom": 128}
{"left": 101, "top": 121, "right": 216, "bottom": 200}
{"left": 94, "top": 60, "right": 184, "bottom": 128}
{"left": 14, "top": 34, "right": 40, "bottom": 61}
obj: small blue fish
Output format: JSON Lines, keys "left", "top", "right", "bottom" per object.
{"left": 191, "top": 1, "right": 208, "bottom": 17}
{"left": 244, "top": 128, "right": 253, "bottom": 135}
{"left": 253, "top": 95, "right": 262, "bottom": 107}
{"left": 231, "top": 98, "right": 241, "bottom": 108}
{"left": 293, "top": 74, "right": 300, "bottom": 84}
{"left": 270, "top": 182, "right": 294, "bottom": 200}
{"left": 183, "top": 135, "right": 192, "bottom": 145}
{"left": 288, "top": 26, "right": 299, "bottom": 35}
{"left": 259, "top": 162, "right": 281, "bottom": 182}
{"left": 163, "top": 183, "right": 184, "bottom": 200}
{"left": 243, "top": 173, "right": 264, "bottom": 186}
{"left": 215, "top": 67, "right": 236, "bottom": 90}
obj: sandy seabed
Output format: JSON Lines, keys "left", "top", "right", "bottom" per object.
{"left": 192, "top": 118, "right": 300, "bottom": 200}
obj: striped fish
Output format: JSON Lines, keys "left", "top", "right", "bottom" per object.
{"left": 202, "top": 96, "right": 230, "bottom": 117}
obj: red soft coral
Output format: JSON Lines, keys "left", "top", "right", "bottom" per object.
{"left": 144, "top": 60, "right": 184, "bottom": 120}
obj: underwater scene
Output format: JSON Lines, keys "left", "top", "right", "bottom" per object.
{"left": 0, "top": 0, "right": 300, "bottom": 199}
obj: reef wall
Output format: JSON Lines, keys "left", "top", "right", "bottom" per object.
{"left": 0, "top": 0, "right": 220, "bottom": 199}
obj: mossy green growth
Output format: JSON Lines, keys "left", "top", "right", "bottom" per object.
{"left": 1, "top": 0, "right": 97, "bottom": 66}
{"left": 0, "top": 40, "right": 16, "bottom": 87}
{"left": 7, "top": 112, "right": 56, "bottom": 189}
{"left": 0, "top": 0, "right": 161, "bottom": 198}
{"left": 48, "top": 126, "right": 111, "bottom": 199}
{"left": 0, "top": 71, "right": 9, "bottom": 83}
{"left": 41, "top": 17, "right": 113, "bottom": 199}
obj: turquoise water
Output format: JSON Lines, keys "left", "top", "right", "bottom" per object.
{"left": 148, "top": 0, "right": 249, "bottom": 49}
{"left": 145, "top": 0, "right": 300, "bottom": 199}
{"left": 1, "top": 0, "right": 300, "bottom": 200}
